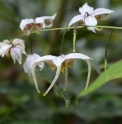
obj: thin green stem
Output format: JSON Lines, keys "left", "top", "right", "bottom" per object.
{"left": 73, "top": 25, "right": 77, "bottom": 52}
{"left": 104, "top": 60, "right": 108, "bottom": 78}
{"left": 20, "top": 25, "right": 122, "bottom": 36}
{"left": 63, "top": 67, "right": 68, "bottom": 92}
{"left": 60, "top": 30, "right": 66, "bottom": 55}
{"left": 29, "top": 36, "right": 33, "bottom": 54}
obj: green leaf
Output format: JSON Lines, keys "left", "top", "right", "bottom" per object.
{"left": 36, "top": 68, "right": 71, "bottom": 107}
{"left": 78, "top": 60, "right": 122, "bottom": 98}
{"left": 61, "top": 92, "right": 71, "bottom": 108}
{"left": 55, "top": 86, "right": 71, "bottom": 108}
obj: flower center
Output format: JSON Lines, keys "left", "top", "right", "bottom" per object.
{"left": 85, "top": 12, "right": 90, "bottom": 17}
{"left": 84, "top": 12, "right": 90, "bottom": 24}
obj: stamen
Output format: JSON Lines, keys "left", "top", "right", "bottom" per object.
{"left": 43, "top": 65, "right": 62, "bottom": 96}
{"left": 84, "top": 12, "right": 90, "bottom": 25}
{"left": 31, "top": 62, "right": 41, "bottom": 93}
{"left": 84, "top": 59, "right": 91, "bottom": 90}
{"left": 63, "top": 67, "right": 68, "bottom": 92}
{"left": 73, "top": 25, "right": 77, "bottom": 52}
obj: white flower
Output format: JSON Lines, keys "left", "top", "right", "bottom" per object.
{"left": 68, "top": 3, "right": 114, "bottom": 32}
{"left": 0, "top": 38, "right": 26, "bottom": 64}
{"left": 20, "top": 19, "right": 35, "bottom": 33}
{"left": 31, "top": 53, "right": 92, "bottom": 96}
{"left": 20, "top": 13, "right": 57, "bottom": 33}
{"left": 0, "top": 40, "right": 12, "bottom": 57}
{"left": 35, "top": 13, "right": 57, "bottom": 29}
{"left": 23, "top": 53, "right": 44, "bottom": 76}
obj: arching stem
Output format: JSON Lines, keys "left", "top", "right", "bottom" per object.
{"left": 29, "top": 36, "right": 33, "bottom": 54}
{"left": 104, "top": 29, "right": 114, "bottom": 77}
{"left": 60, "top": 30, "right": 66, "bottom": 56}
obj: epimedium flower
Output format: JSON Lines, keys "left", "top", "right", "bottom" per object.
{"left": 0, "top": 38, "right": 26, "bottom": 64}
{"left": 0, "top": 40, "right": 12, "bottom": 57}
{"left": 31, "top": 53, "right": 92, "bottom": 96}
{"left": 20, "top": 13, "right": 57, "bottom": 34}
{"left": 68, "top": 3, "right": 114, "bottom": 32}
{"left": 35, "top": 13, "right": 57, "bottom": 29}
{"left": 23, "top": 53, "right": 44, "bottom": 76}
{"left": 19, "top": 19, "right": 35, "bottom": 34}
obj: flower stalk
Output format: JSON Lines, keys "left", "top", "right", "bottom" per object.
{"left": 73, "top": 26, "right": 77, "bottom": 52}
{"left": 20, "top": 25, "right": 122, "bottom": 37}
{"left": 63, "top": 67, "right": 68, "bottom": 92}
{"left": 104, "top": 29, "right": 114, "bottom": 78}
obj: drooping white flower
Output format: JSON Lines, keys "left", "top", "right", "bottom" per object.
{"left": 19, "top": 13, "right": 57, "bottom": 33}
{"left": 23, "top": 53, "right": 44, "bottom": 76}
{"left": 35, "top": 13, "right": 57, "bottom": 29}
{"left": 0, "top": 38, "right": 26, "bottom": 64}
{"left": 0, "top": 40, "right": 12, "bottom": 57}
{"left": 68, "top": 3, "right": 114, "bottom": 32}
{"left": 31, "top": 53, "right": 92, "bottom": 96}
{"left": 20, "top": 19, "right": 35, "bottom": 33}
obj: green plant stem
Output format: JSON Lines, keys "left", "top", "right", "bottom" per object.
{"left": 20, "top": 25, "right": 122, "bottom": 36}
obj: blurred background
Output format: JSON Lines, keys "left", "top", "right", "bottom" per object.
{"left": 0, "top": 0, "right": 122, "bottom": 124}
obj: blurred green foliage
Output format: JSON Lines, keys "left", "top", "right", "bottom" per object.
{"left": 0, "top": 0, "right": 122, "bottom": 124}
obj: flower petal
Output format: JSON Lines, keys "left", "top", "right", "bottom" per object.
{"left": 51, "top": 13, "right": 57, "bottom": 20}
{"left": 23, "top": 55, "right": 35, "bottom": 76}
{"left": 35, "top": 13, "right": 57, "bottom": 29}
{"left": 43, "top": 65, "right": 62, "bottom": 96}
{"left": 33, "top": 54, "right": 44, "bottom": 71}
{"left": 44, "top": 13, "right": 57, "bottom": 28}
{"left": 87, "top": 27, "right": 96, "bottom": 33}
{"left": 31, "top": 55, "right": 57, "bottom": 93}
{"left": 68, "top": 15, "right": 84, "bottom": 27}
{"left": 34, "top": 55, "right": 57, "bottom": 63}
{"left": 23, "top": 53, "right": 44, "bottom": 76}
{"left": 35, "top": 17, "right": 45, "bottom": 28}
{"left": 64, "top": 53, "right": 92, "bottom": 60}
{"left": 79, "top": 3, "right": 94, "bottom": 15}
{"left": 52, "top": 55, "right": 64, "bottom": 66}
{"left": 19, "top": 19, "right": 35, "bottom": 30}
{"left": 84, "top": 16, "right": 97, "bottom": 32}
{"left": 10, "top": 47, "right": 20, "bottom": 64}
{"left": 12, "top": 38, "right": 25, "bottom": 49}
{"left": 0, "top": 43, "right": 12, "bottom": 57}
{"left": 16, "top": 45, "right": 26, "bottom": 55}
{"left": 91, "top": 8, "right": 114, "bottom": 17}
{"left": 64, "top": 53, "right": 92, "bottom": 90}
{"left": 84, "top": 59, "right": 91, "bottom": 90}
{"left": 10, "top": 47, "right": 22, "bottom": 64}
{"left": 31, "top": 61, "right": 41, "bottom": 93}
{"left": 85, "top": 16, "right": 97, "bottom": 26}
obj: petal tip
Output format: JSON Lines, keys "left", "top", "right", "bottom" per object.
{"left": 84, "top": 87, "right": 87, "bottom": 90}
{"left": 37, "top": 89, "right": 41, "bottom": 93}
{"left": 43, "top": 93, "right": 46, "bottom": 96}
{"left": 52, "top": 13, "right": 57, "bottom": 19}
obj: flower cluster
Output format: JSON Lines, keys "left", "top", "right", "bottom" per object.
{"left": 20, "top": 13, "right": 57, "bottom": 35}
{"left": 0, "top": 3, "right": 114, "bottom": 96}
{"left": 0, "top": 38, "right": 26, "bottom": 64}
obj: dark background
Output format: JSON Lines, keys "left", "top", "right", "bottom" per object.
{"left": 0, "top": 0, "right": 122, "bottom": 124}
